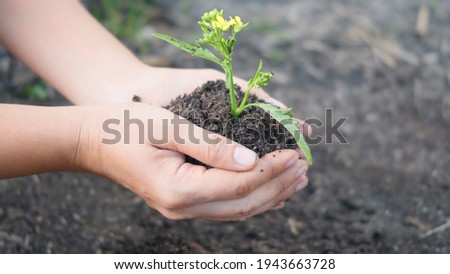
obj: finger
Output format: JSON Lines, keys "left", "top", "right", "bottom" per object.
{"left": 294, "top": 118, "right": 312, "bottom": 138}
{"left": 211, "top": 170, "right": 308, "bottom": 221}
{"left": 177, "top": 159, "right": 307, "bottom": 221}
{"left": 295, "top": 148, "right": 306, "bottom": 160}
{"left": 169, "top": 149, "right": 300, "bottom": 206}
{"left": 297, "top": 174, "right": 309, "bottom": 191}
{"left": 237, "top": 160, "right": 308, "bottom": 218}
{"left": 189, "top": 163, "right": 305, "bottom": 221}
{"left": 270, "top": 201, "right": 285, "bottom": 211}
{"left": 254, "top": 170, "right": 309, "bottom": 216}
{"left": 227, "top": 160, "right": 308, "bottom": 220}
{"left": 153, "top": 112, "right": 258, "bottom": 171}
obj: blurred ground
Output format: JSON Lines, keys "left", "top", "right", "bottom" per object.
{"left": 1, "top": 0, "right": 449, "bottom": 253}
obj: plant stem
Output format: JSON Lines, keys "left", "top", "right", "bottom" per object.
{"left": 235, "top": 87, "right": 252, "bottom": 116}
{"left": 239, "top": 102, "right": 258, "bottom": 112}
{"left": 223, "top": 61, "right": 238, "bottom": 117}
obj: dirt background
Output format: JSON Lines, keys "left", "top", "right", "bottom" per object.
{"left": 1, "top": 0, "right": 449, "bottom": 253}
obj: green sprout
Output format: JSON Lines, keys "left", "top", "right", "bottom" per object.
{"left": 153, "top": 9, "right": 312, "bottom": 164}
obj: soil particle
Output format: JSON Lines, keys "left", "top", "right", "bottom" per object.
{"left": 132, "top": 95, "right": 141, "bottom": 102}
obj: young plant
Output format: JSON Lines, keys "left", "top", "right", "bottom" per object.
{"left": 153, "top": 9, "right": 312, "bottom": 164}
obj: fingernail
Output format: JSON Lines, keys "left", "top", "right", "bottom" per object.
{"left": 295, "top": 166, "right": 307, "bottom": 179}
{"left": 234, "top": 146, "right": 257, "bottom": 167}
{"left": 271, "top": 202, "right": 285, "bottom": 210}
{"left": 296, "top": 180, "right": 308, "bottom": 192}
{"left": 285, "top": 157, "right": 298, "bottom": 169}
{"left": 265, "top": 98, "right": 288, "bottom": 109}
{"left": 295, "top": 174, "right": 308, "bottom": 191}
{"left": 303, "top": 124, "right": 313, "bottom": 138}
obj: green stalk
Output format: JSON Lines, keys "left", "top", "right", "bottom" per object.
{"left": 235, "top": 88, "right": 251, "bottom": 116}
{"left": 238, "top": 102, "right": 257, "bottom": 112}
{"left": 223, "top": 61, "right": 238, "bottom": 117}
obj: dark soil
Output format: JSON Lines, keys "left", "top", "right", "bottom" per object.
{"left": 164, "top": 79, "right": 297, "bottom": 165}
{"left": 1, "top": 0, "right": 449, "bottom": 254}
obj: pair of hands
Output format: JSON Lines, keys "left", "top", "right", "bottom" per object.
{"left": 0, "top": 0, "right": 309, "bottom": 221}
{"left": 77, "top": 67, "right": 309, "bottom": 221}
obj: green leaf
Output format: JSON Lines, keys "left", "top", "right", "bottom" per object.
{"left": 247, "top": 60, "right": 263, "bottom": 90}
{"left": 152, "top": 33, "right": 221, "bottom": 65}
{"left": 255, "top": 103, "right": 312, "bottom": 165}
{"left": 247, "top": 60, "right": 273, "bottom": 91}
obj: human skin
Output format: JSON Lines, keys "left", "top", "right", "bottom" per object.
{"left": 0, "top": 0, "right": 309, "bottom": 220}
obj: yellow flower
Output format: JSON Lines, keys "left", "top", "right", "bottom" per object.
{"left": 211, "top": 15, "right": 235, "bottom": 31}
{"left": 202, "top": 9, "right": 221, "bottom": 23}
{"left": 234, "top": 16, "right": 243, "bottom": 25}
{"left": 232, "top": 16, "right": 248, "bottom": 33}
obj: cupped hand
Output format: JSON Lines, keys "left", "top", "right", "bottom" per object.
{"left": 78, "top": 103, "right": 308, "bottom": 221}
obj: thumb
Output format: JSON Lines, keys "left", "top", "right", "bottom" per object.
{"left": 155, "top": 116, "right": 258, "bottom": 171}
{"left": 188, "top": 134, "right": 258, "bottom": 171}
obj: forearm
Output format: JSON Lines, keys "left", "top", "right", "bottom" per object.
{"left": 0, "top": 0, "right": 148, "bottom": 105}
{"left": 0, "top": 104, "right": 89, "bottom": 178}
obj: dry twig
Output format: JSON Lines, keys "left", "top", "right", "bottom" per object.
{"left": 420, "top": 219, "right": 450, "bottom": 239}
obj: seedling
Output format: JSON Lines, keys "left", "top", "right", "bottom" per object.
{"left": 153, "top": 9, "right": 312, "bottom": 164}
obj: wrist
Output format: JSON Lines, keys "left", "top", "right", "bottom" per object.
{"left": 51, "top": 106, "right": 95, "bottom": 173}
{"left": 69, "top": 105, "right": 106, "bottom": 174}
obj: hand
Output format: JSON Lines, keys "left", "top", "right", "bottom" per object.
{"left": 79, "top": 103, "right": 309, "bottom": 221}
{"left": 0, "top": 0, "right": 311, "bottom": 221}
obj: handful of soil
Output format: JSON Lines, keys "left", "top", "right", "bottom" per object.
{"left": 164, "top": 80, "right": 297, "bottom": 166}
